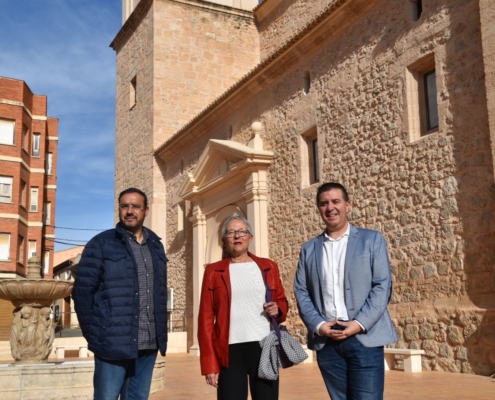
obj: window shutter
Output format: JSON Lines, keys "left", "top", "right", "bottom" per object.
{"left": 28, "top": 241, "right": 36, "bottom": 259}
{"left": 0, "top": 235, "right": 10, "bottom": 260}
{"left": 0, "top": 119, "right": 15, "bottom": 145}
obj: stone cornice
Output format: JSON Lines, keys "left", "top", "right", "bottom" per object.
{"left": 0, "top": 99, "right": 48, "bottom": 120}
{"left": 0, "top": 213, "right": 44, "bottom": 227}
{"left": 179, "top": 138, "right": 273, "bottom": 201}
{"left": 110, "top": 0, "right": 153, "bottom": 52}
{"left": 0, "top": 155, "right": 45, "bottom": 174}
{"left": 154, "top": 0, "right": 380, "bottom": 160}
{"left": 252, "top": 0, "right": 282, "bottom": 21}
{"left": 171, "top": 0, "right": 255, "bottom": 17}
{"left": 110, "top": 0, "right": 254, "bottom": 52}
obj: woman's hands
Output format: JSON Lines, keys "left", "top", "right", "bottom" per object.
{"left": 205, "top": 372, "right": 219, "bottom": 388}
{"left": 263, "top": 301, "right": 280, "bottom": 318}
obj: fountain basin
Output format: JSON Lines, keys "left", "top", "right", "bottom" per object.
{"left": 0, "top": 279, "right": 73, "bottom": 308}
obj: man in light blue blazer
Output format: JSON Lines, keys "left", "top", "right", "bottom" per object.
{"left": 294, "top": 182, "right": 397, "bottom": 400}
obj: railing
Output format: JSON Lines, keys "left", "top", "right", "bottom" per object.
{"left": 53, "top": 311, "right": 82, "bottom": 338}
{"left": 167, "top": 309, "right": 187, "bottom": 333}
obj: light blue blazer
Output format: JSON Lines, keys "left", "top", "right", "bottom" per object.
{"left": 294, "top": 224, "right": 398, "bottom": 351}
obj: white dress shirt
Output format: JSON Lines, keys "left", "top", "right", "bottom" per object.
{"left": 315, "top": 223, "right": 365, "bottom": 335}
{"left": 316, "top": 223, "right": 363, "bottom": 335}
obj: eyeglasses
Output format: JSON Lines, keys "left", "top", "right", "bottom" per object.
{"left": 224, "top": 229, "right": 250, "bottom": 238}
{"left": 119, "top": 204, "right": 145, "bottom": 211}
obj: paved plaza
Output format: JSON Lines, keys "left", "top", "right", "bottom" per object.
{"left": 150, "top": 354, "right": 495, "bottom": 400}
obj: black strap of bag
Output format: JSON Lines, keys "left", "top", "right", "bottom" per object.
{"left": 263, "top": 270, "right": 294, "bottom": 369}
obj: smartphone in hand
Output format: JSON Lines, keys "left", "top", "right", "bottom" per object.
{"left": 331, "top": 324, "right": 346, "bottom": 330}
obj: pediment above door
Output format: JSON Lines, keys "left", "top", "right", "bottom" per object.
{"left": 179, "top": 139, "right": 273, "bottom": 201}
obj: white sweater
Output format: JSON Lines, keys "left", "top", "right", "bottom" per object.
{"left": 229, "top": 261, "right": 271, "bottom": 344}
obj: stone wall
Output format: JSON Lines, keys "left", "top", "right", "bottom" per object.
{"left": 256, "top": 0, "right": 332, "bottom": 60}
{"left": 114, "top": 0, "right": 260, "bottom": 230}
{"left": 161, "top": 0, "right": 495, "bottom": 374}
{"left": 153, "top": 0, "right": 260, "bottom": 143}
{"left": 114, "top": 2, "right": 155, "bottom": 209}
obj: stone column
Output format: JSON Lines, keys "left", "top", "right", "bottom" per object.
{"left": 479, "top": 0, "right": 495, "bottom": 178}
{"left": 243, "top": 168, "right": 270, "bottom": 258}
{"left": 244, "top": 122, "right": 270, "bottom": 258}
{"left": 189, "top": 206, "right": 206, "bottom": 355}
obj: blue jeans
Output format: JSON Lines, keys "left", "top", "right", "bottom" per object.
{"left": 94, "top": 349, "right": 158, "bottom": 400}
{"left": 316, "top": 336, "right": 384, "bottom": 400}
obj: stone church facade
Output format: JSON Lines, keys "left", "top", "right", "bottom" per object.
{"left": 112, "top": 0, "right": 495, "bottom": 375}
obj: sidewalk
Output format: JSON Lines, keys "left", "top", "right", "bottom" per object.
{"left": 150, "top": 353, "right": 495, "bottom": 400}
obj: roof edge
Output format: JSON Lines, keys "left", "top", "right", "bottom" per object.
{"left": 110, "top": 0, "right": 153, "bottom": 51}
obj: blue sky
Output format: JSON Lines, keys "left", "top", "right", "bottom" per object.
{"left": 0, "top": 0, "right": 122, "bottom": 250}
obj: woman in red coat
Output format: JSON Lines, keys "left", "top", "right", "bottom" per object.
{"left": 198, "top": 215, "right": 288, "bottom": 400}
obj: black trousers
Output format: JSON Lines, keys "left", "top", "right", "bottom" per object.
{"left": 218, "top": 341, "right": 279, "bottom": 400}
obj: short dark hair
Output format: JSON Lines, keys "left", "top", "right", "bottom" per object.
{"left": 118, "top": 187, "right": 148, "bottom": 208}
{"left": 316, "top": 182, "right": 349, "bottom": 204}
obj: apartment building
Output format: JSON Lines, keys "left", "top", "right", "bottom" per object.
{"left": 0, "top": 76, "right": 58, "bottom": 279}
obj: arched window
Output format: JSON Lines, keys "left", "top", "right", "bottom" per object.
{"left": 303, "top": 71, "right": 311, "bottom": 94}
{"left": 409, "top": 0, "right": 423, "bottom": 22}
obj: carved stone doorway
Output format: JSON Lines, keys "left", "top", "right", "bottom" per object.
{"left": 179, "top": 128, "right": 273, "bottom": 353}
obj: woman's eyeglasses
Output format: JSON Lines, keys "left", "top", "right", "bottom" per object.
{"left": 224, "top": 229, "right": 250, "bottom": 238}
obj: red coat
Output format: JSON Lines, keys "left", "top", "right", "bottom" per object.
{"left": 198, "top": 252, "right": 289, "bottom": 375}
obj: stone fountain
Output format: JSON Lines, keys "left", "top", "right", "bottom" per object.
{"left": 0, "top": 256, "right": 73, "bottom": 364}
{"left": 0, "top": 256, "right": 165, "bottom": 399}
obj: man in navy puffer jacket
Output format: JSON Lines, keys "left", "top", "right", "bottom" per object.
{"left": 73, "top": 188, "right": 168, "bottom": 400}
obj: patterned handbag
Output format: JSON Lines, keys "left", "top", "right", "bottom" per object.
{"left": 258, "top": 270, "right": 308, "bottom": 380}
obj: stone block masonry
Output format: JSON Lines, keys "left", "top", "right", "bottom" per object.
{"left": 116, "top": 0, "right": 495, "bottom": 375}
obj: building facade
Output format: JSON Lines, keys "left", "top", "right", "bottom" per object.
{"left": 113, "top": 0, "right": 495, "bottom": 374}
{"left": 0, "top": 77, "right": 58, "bottom": 279}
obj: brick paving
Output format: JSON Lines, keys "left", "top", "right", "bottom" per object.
{"left": 150, "top": 353, "right": 495, "bottom": 400}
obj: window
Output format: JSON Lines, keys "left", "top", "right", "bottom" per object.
{"left": 178, "top": 202, "right": 186, "bottom": 237}
{"left": 17, "top": 235, "right": 24, "bottom": 265}
{"left": 22, "top": 124, "right": 28, "bottom": 150}
{"left": 406, "top": 53, "right": 439, "bottom": 141}
{"left": 20, "top": 180, "right": 26, "bottom": 207}
{"left": 300, "top": 127, "right": 319, "bottom": 189}
{"left": 0, "top": 118, "right": 15, "bottom": 145}
{"left": 130, "top": 76, "right": 137, "bottom": 108}
{"left": 303, "top": 71, "right": 311, "bottom": 94}
{"left": 409, "top": 0, "right": 423, "bottom": 22}
{"left": 44, "top": 250, "right": 50, "bottom": 275}
{"left": 45, "top": 152, "right": 53, "bottom": 175}
{"left": 44, "top": 202, "right": 51, "bottom": 225}
{"left": 28, "top": 240, "right": 36, "bottom": 259}
{"left": 312, "top": 138, "right": 319, "bottom": 183}
{"left": 424, "top": 70, "right": 439, "bottom": 131}
{"left": 0, "top": 234, "right": 10, "bottom": 261}
{"left": 0, "top": 176, "right": 13, "bottom": 203}
{"left": 30, "top": 187, "right": 39, "bottom": 211}
{"left": 32, "top": 133, "right": 40, "bottom": 157}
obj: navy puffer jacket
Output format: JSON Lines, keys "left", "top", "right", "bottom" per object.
{"left": 72, "top": 223, "right": 168, "bottom": 360}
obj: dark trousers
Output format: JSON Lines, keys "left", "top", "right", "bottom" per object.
{"left": 218, "top": 341, "right": 279, "bottom": 400}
